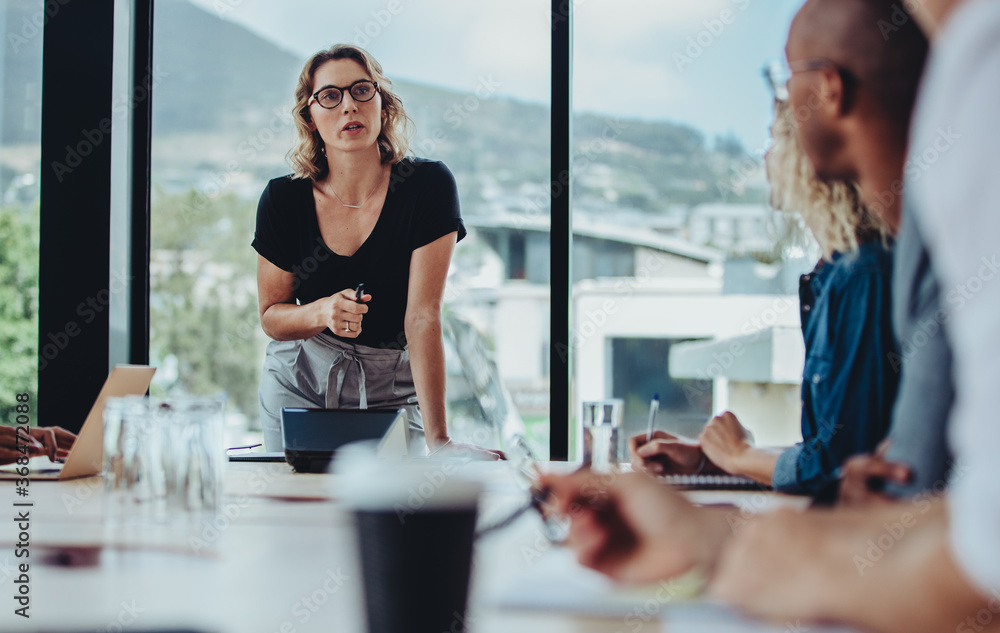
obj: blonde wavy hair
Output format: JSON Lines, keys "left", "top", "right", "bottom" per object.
{"left": 766, "top": 100, "right": 889, "bottom": 259}
{"left": 287, "top": 44, "right": 412, "bottom": 180}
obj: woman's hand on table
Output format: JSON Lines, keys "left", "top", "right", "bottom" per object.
{"left": 429, "top": 438, "right": 505, "bottom": 461}
{"left": 316, "top": 288, "right": 370, "bottom": 338}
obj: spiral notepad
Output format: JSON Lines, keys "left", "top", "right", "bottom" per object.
{"left": 658, "top": 474, "right": 771, "bottom": 490}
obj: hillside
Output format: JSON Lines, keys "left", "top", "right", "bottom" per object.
{"left": 2, "top": 0, "right": 766, "bottom": 210}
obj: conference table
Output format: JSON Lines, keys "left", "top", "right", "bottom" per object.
{"left": 0, "top": 459, "right": 824, "bottom": 633}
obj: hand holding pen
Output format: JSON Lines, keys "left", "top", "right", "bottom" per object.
{"left": 630, "top": 395, "right": 709, "bottom": 475}
{"left": 323, "top": 284, "right": 369, "bottom": 338}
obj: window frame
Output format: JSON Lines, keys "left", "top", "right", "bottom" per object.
{"left": 39, "top": 0, "right": 151, "bottom": 434}
{"left": 40, "top": 0, "right": 571, "bottom": 457}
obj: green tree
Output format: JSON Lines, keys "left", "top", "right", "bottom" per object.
{"left": 0, "top": 204, "right": 39, "bottom": 425}
{"left": 150, "top": 189, "right": 263, "bottom": 423}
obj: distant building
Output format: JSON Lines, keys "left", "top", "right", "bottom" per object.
{"left": 685, "top": 202, "right": 778, "bottom": 253}
{"left": 452, "top": 207, "right": 808, "bottom": 459}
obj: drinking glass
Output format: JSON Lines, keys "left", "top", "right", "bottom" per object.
{"left": 162, "top": 395, "right": 225, "bottom": 517}
{"left": 581, "top": 399, "right": 623, "bottom": 472}
{"left": 104, "top": 395, "right": 163, "bottom": 520}
{"left": 103, "top": 394, "right": 225, "bottom": 523}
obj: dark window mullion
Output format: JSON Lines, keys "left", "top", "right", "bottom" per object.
{"left": 39, "top": 2, "right": 116, "bottom": 433}
{"left": 550, "top": 0, "right": 572, "bottom": 460}
{"left": 131, "top": 0, "right": 154, "bottom": 365}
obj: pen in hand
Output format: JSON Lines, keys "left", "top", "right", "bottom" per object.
{"left": 645, "top": 394, "right": 659, "bottom": 443}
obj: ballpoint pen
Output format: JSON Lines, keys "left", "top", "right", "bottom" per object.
{"left": 226, "top": 443, "right": 263, "bottom": 452}
{"left": 646, "top": 393, "right": 660, "bottom": 443}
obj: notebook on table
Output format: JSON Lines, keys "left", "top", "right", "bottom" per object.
{"left": 658, "top": 473, "right": 771, "bottom": 491}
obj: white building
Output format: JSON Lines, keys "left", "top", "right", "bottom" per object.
{"left": 451, "top": 209, "right": 809, "bottom": 459}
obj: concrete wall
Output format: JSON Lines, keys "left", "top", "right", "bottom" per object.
{"left": 727, "top": 381, "right": 803, "bottom": 447}
{"left": 572, "top": 282, "right": 801, "bottom": 458}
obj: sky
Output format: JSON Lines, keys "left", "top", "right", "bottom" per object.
{"left": 189, "top": 0, "right": 805, "bottom": 152}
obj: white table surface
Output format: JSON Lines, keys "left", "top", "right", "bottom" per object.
{"left": 0, "top": 460, "right": 816, "bottom": 633}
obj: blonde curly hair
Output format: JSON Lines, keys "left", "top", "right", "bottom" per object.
{"left": 287, "top": 44, "right": 412, "bottom": 180}
{"left": 766, "top": 100, "right": 889, "bottom": 258}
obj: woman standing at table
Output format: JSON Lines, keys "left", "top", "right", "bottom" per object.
{"left": 253, "top": 44, "right": 501, "bottom": 459}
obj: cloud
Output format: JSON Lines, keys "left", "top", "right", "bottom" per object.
{"left": 184, "top": 0, "right": 802, "bottom": 149}
{"left": 574, "top": 0, "right": 735, "bottom": 42}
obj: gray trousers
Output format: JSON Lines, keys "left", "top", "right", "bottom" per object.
{"left": 258, "top": 332, "right": 422, "bottom": 451}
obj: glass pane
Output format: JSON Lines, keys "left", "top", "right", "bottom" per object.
{"left": 572, "top": 0, "right": 812, "bottom": 458}
{"left": 0, "top": 0, "right": 43, "bottom": 425}
{"left": 152, "top": 0, "right": 550, "bottom": 454}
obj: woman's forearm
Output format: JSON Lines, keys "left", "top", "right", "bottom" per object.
{"left": 261, "top": 302, "right": 326, "bottom": 341}
{"left": 405, "top": 314, "right": 449, "bottom": 449}
{"left": 730, "top": 446, "right": 781, "bottom": 486}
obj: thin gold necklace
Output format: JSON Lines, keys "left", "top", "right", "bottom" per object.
{"left": 326, "top": 171, "right": 384, "bottom": 209}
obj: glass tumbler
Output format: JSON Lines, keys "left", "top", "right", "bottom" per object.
{"left": 581, "top": 399, "right": 624, "bottom": 472}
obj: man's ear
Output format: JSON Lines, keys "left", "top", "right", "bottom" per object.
{"left": 817, "top": 66, "right": 849, "bottom": 117}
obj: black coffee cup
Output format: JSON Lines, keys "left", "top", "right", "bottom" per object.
{"left": 334, "top": 447, "right": 482, "bottom": 633}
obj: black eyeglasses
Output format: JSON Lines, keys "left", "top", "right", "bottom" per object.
{"left": 307, "top": 79, "right": 379, "bottom": 109}
{"left": 469, "top": 433, "right": 571, "bottom": 542}
{"left": 762, "top": 58, "right": 836, "bottom": 102}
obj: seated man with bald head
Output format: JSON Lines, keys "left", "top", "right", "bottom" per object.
{"left": 544, "top": 1, "right": 1000, "bottom": 630}
{"left": 632, "top": 0, "right": 955, "bottom": 506}
{"left": 784, "top": 0, "right": 957, "bottom": 505}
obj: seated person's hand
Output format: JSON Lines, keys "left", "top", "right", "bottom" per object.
{"left": 628, "top": 430, "right": 706, "bottom": 475}
{"left": 33, "top": 425, "right": 76, "bottom": 461}
{"left": 838, "top": 440, "right": 912, "bottom": 507}
{"left": 539, "top": 470, "right": 721, "bottom": 583}
{"left": 698, "top": 411, "right": 753, "bottom": 474}
{"left": 1, "top": 425, "right": 41, "bottom": 465}
{"left": 0, "top": 425, "right": 76, "bottom": 465}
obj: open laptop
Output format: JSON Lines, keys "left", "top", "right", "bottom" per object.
{"left": 0, "top": 365, "right": 156, "bottom": 481}
{"left": 280, "top": 407, "right": 410, "bottom": 473}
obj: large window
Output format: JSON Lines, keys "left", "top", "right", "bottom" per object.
{"left": 35, "top": 1, "right": 824, "bottom": 456}
{"left": 0, "top": 0, "right": 43, "bottom": 424}
{"left": 151, "top": 0, "right": 551, "bottom": 452}
{"left": 572, "top": 0, "right": 812, "bottom": 455}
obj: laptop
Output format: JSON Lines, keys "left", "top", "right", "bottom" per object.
{"left": 0, "top": 365, "right": 156, "bottom": 481}
{"left": 280, "top": 407, "right": 410, "bottom": 473}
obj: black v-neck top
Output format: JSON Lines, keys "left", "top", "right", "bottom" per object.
{"left": 252, "top": 158, "right": 466, "bottom": 348}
